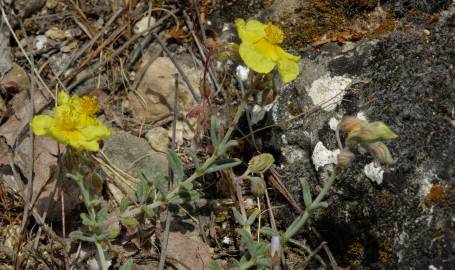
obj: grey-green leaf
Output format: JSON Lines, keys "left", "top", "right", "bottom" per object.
{"left": 300, "top": 177, "right": 312, "bottom": 208}
{"left": 166, "top": 148, "right": 184, "bottom": 182}
{"left": 120, "top": 259, "right": 134, "bottom": 270}
{"left": 208, "top": 260, "right": 222, "bottom": 270}
{"left": 232, "top": 207, "right": 245, "bottom": 225}
{"left": 210, "top": 116, "right": 220, "bottom": 148}
{"left": 205, "top": 159, "right": 241, "bottom": 174}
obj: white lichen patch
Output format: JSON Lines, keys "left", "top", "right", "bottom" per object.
{"left": 236, "top": 65, "right": 250, "bottom": 81}
{"left": 307, "top": 74, "right": 352, "bottom": 111}
{"left": 312, "top": 142, "right": 340, "bottom": 170}
{"left": 356, "top": 111, "right": 368, "bottom": 121}
{"left": 364, "top": 162, "right": 384, "bottom": 185}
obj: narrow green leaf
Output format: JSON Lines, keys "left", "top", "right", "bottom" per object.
{"left": 168, "top": 195, "right": 183, "bottom": 205}
{"left": 231, "top": 207, "right": 245, "bottom": 225}
{"left": 69, "top": 231, "right": 95, "bottom": 242}
{"left": 218, "top": 140, "right": 238, "bottom": 155}
{"left": 210, "top": 116, "right": 220, "bottom": 148}
{"left": 260, "top": 226, "right": 278, "bottom": 237}
{"left": 205, "top": 158, "right": 241, "bottom": 174}
{"left": 256, "top": 257, "right": 272, "bottom": 267}
{"left": 96, "top": 208, "right": 108, "bottom": 222}
{"left": 185, "top": 148, "right": 200, "bottom": 168}
{"left": 246, "top": 208, "right": 260, "bottom": 226}
{"left": 166, "top": 149, "right": 184, "bottom": 182}
{"left": 120, "top": 197, "right": 130, "bottom": 213}
{"left": 136, "top": 177, "right": 149, "bottom": 204}
{"left": 300, "top": 177, "right": 312, "bottom": 208}
{"left": 313, "top": 201, "right": 329, "bottom": 209}
{"left": 80, "top": 213, "right": 93, "bottom": 226}
{"left": 142, "top": 205, "right": 155, "bottom": 218}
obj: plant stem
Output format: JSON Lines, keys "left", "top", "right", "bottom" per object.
{"left": 282, "top": 169, "right": 338, "bottom": 242}
{"left": 95, "top": 241, "right": 108, "bottom": 270}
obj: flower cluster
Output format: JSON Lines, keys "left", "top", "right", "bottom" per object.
{"left": 31, "top": 91, "right": 111, "bottom": 151}
{"left": 235, "top": 19, "right": 300, "bottom": 83}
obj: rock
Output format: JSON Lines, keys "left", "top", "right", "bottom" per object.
{"left": 127, "top": 57, "right": 196, "bottom": 124}
{"left": 166, "top": 232, "right": 212, "bottom": 270}
{"left": 306, "top": 74, "right": 352, "bottom": 112}
{"left": 0, "top": 31, "right": 12, "bottom": 77}
{"left": 102, "top": 130, "right": 168, "bottom": 179}
{"left": 311, "top": 141, "right": 339, "bottom": 171}
{"left": 35, "top": 35, "right": 48, "bottom": 50}
{"left": 170, "top": 121, "right": 195, "bottom": 147}
{"left": 0, "top": 63, "right": 30, "bottom": 92}
{"left": 145, "top": 127, "right": 169, "bottom": 153}
{"left": 266, "top": 8, "right": 455, "bottom": 269}
{"left": 133, "top": 16, "right": 156, "bottom": 35}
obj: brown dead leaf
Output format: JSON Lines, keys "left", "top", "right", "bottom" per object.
{"left": 0, "top": 89, "right": 51, "bottom": 146}
{"left": 14, "top": 136, "right": 80, "bottom": 221}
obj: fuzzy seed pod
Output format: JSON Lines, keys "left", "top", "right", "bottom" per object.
{"left": 358, "top": 121, "right": 398, "bottom": 143}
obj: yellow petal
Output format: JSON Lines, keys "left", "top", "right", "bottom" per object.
{"left": 73, "top": 139, "right": 99, "bottom": 152}
{"left": 255, "top": 40, "right": 280, "bottom": 62}
{"left": 236, "top": 19, "right": 265, "bottom": 43}
{"left": 57, "top": 91, "right": 69, "bottom": 105}
{"left": 78, "top": 123, "right": 111, "bottom": 141}
{"left": 277, "top": 57, "right": 300, "bottom": 83}
{"left": 239, "top": 41, "right": 276, "bottom": 73}
{"left": 265, "top": 23, "right": 284, "bottom": 44}
{"left": 31, "top": 115, "right": 54, "bottom": 136}
{"left": 276, "top": 46, "right": 301, "bottom": 62}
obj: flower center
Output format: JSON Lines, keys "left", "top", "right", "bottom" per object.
{"left": 264, "top": 23, "right": 284, "bottom": 44}
{"left": 80, "top": 96, "right": 100, "bottom": 116}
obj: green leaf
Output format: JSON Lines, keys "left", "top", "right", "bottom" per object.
{"left": 166, "top": 149, "right": 184, "bottom": 182}
{"left": 232, "top": 207, "right": 245, "bottom": 225}
{"left": 142, "top": 205, "right": 155, "bottom": 218}
{"left": 96, "top": 208, "right": 108, "bottom": 222}
{"left": 299, "top": 177, "right": 312, "bottom": 208}
{"left": 136, "top": 176, "right": 149, "bottom": 204}
{"left": 185, "top": 148, "right": 200, "bottom": 168}
{"left": 208, "top": 260, "right": 222, "bottom": 270}
{"left": 205, "top": 159, "right": 241, "bottom": 174}
{"left": 120, "top": 259, "right": 134, "bottom": 270}
{"left": 122, "top": 217, "right": 139, "bottom": 226}
{"left": 246, "top": 208, "right": 260, "bottom": 226}
{"left": 181, "top": 181, "right": 193, "bottom": 191}
{"left": 260, "top": 226, "right": 278, "bottom": 237}
{"left": 238, "top": 228, "right": 253, "bottom": 243}
{"left": 69, "top": 231, "right": 95, "bottom": 242}
{"left": 210, "top": 116, "right": 220, "bottom": 148}
{"left": 168, "top": 195, "right": 183, "bottom": 205}
{"left": 256, "top": 257, "right": 272, "bottom": 267}
{"left": 110, "top": 228, "right": 120, "bottom": 239}
{"left": 120, "top": 197, "right": 130, "bottom": 213}
{"left": 80, "top": 213, "right": 93, "bottom": 226}
{"left": 95, "top": 231, "right": 113, "bottom": 241}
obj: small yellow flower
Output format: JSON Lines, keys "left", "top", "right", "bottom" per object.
{"left": 31, "top": 91, "right": 111, "bottom": 152}
{"left": 235, "top": 19, "right": 300, "bottom": 83}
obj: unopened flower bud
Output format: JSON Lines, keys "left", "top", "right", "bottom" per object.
{"left": 337, "top": 149, "right": 355, "bottom": 168}
{"left": 340, "top": 116, "right": 367, "bottom": 133}
{"left": 250, "top": 177, "right": 266, "bottom": 197}
{"left": 367, "top": 142, "right": 395, "bottom": 164}
{"left": 248, "top": 153, "right": 275, "bottom": 174}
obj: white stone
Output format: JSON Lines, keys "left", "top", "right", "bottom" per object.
{"left": 35, "top": 35, "right": 47, "bottom": 50}
{"left": 236, "top": 65, "right": 250, "bottom": 81}
{"left": 307, "top": 74, "right": 352, "bottom": 111}
{"left": 311, "top": 142, "right": 340, "bottom": 170}
{"left": 133, "top": 16, "right": 156, "bottom": 35}
{"left": 328, "top": 117, "right": 340, "bottom": 131}
{"left": 364, "top": 162, "right": 384, "bottom": 185}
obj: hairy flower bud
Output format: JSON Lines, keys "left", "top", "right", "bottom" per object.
{"left": 340, "top": 116, "right": 367, "bottom": 133}
{"left": 337, "top": 148, "right": 355, "bottom": 168}
{"left": 250, "top": 177, "right": 266, "bottom": 197}
{"left": 358, "top": 121, "right": 398, "bottom": 143}
{"left": 248, "top": 153, "right": 275, "bottom": 174}
{"left": 367, "top": 142, "right": 395, "bottom": 164}
{"left": 270, "top": 235, "right": 281, "bottom": 266}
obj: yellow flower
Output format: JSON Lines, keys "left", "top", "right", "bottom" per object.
{"left": 235, "top": 19, "right": 300, "bottom": 83}
{"left": 31, "top": 91, "right": 111, "bottom": 152}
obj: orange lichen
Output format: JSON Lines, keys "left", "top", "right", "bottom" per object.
{"left": 424, "top": 185, "right": 451, "bottom": 208}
